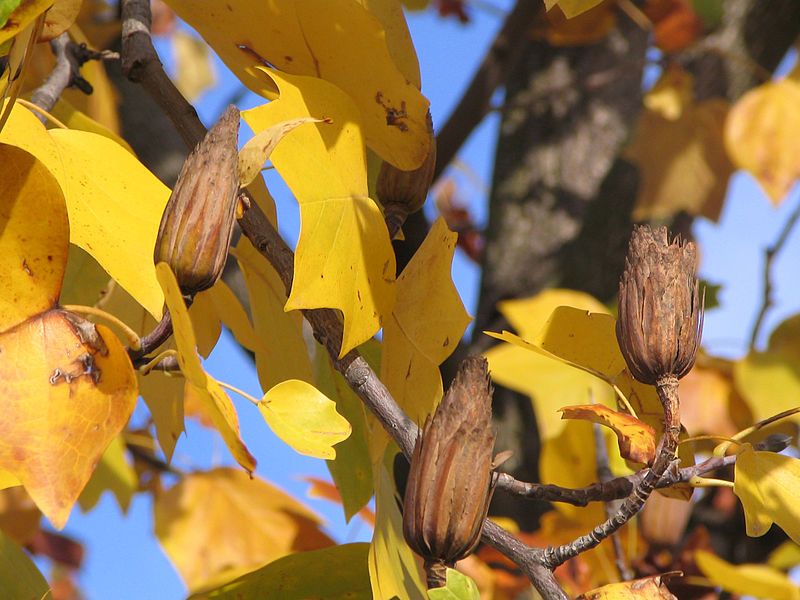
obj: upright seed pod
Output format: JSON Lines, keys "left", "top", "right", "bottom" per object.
{"left": 616, "top": 225, "right": 703, "bottom": 387}
{"left": 402, "top": 355, "right": 496, "bottom": 589}
{"left": 377, "top": 110, "right": 436, "bottom": 238}
{"left": 154, "top": 105, "right": 240, "bottom": 295}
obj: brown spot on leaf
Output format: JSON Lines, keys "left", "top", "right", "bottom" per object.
{"left": 375, "top": 92, "right": 409, "bottom": 131}
{"left": 21, "top": 259, "right": 31, "bottom": 276}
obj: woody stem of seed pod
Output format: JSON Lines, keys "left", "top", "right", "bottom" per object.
{"left": 424, "top": 559, "right": 448, "bottom": 589}
{"left": 542, "top": 380, "right": 682, "bottom": 569}
{"left": 383, "top": 201, "right": 408, "bottom": 241}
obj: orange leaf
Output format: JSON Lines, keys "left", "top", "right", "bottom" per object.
{"left": 559, "top": 404, "right": 656, "bottom": 464}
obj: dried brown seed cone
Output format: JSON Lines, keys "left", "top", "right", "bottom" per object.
{"left": 402, "top": 355, "right": 496, "bottom": 585}
{"left": 377, "top": 110, "right": 436, "bottom": 237}
{"left": 154, "top": 105, "right": 240, "bottom": 295}
{"left": 616, "top": 225, "right": 703, "bottom": 386}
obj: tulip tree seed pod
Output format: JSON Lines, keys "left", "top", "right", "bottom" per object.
{"left": 616, "top": 225, "right": 703, "bottom": 387}
{"left": 154, "top": 105, "right": 240, "bottom": 295}
{"left": 402, "top": 355, "right": 496, "bottom": 589}
{"left": 377, "top": 110, "right": 436, "bottom": 239}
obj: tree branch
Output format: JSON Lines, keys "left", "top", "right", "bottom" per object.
{"left": 433, "top": 0, "right": 541, "bottom": 182}
{"left": 749, "top": 198, "right": 800, "bottom": 349}
{"left": 118, "top": 2, "right": 561, "bottom": 596}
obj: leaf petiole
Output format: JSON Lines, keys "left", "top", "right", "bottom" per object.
{"left": 62, "top": 304, "right": 142, "bottom": 350}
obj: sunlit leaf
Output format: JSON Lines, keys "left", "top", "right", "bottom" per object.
{"left": 0, "top": 312, "right": 137, "bottom": 528}
{"left": 260, "top": 379, "right": 352, "bottom": 460}
{"left": 166, "top": 0, "right": 430, "bottom": 169}
{"left": 303, "top": 477, "right": 375, "bottom": 526}
{"left": 156, "top": 262, "right": 255, "bottom": 472}
{"left": 560, "top": 404, "right": 656, "bottom": 464}
{"left": 242, "top": 70, "right": 396, "bottom": 357}
{"left": 196, "top": 543, "right": 372, "bottom": 600}
{"left": 369, "top": 454, "right": 426, "bottom": 600}
{"left": 382, "top": 217, "right": 470, "bottom": 425}
{"left": 0, "top": 103, "right": 168, "bottom": 319}
{"left": 544, "top": 0, "right": 604, "bottom": 18}
{"left": 40, "top": 0, "right": 81, "bottom": 41}
{"left": 696, "top": 549, "right": 800, "bottom": 600}
{"left": 627, "top": 67, "right": 732, "bottom": 221}
{"left": 576, "top": 573, "right": 679, "bottom": 599}
{"left": 238, "top": 116, "right": 322, "bottom": 187}
{"left": 726, "top": 72, "right": 800, "bottom": 205}
{"left": 733, "top": 443, "right": 800, "bottom": 544}
{"left": 0, "top": 144, "right": 68, "bottom": 331}
{"left": 155, "top": 468, "right": 333, "bottom": 592}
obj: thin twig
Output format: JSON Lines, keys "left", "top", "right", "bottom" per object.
{"left": 118, "top": 1, "right": 562, "bottom": 596}
{"left": 593, "top": 423, "right": 633, "bottom": 581}
{"left": 749, "top": 198, "right": 800, "bottom": 349}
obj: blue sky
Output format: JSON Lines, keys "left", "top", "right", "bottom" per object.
{"left": 42, "top": 4, "right": 800, "bottom": 598}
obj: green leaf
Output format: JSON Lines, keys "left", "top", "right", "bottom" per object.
{"left": 428, "top": 569, "right": 480, "bottom": 600}
{"left": 700, "top": 279, "right": 722, "bottom": 310}
{"left": 0, "top": 529, "right": 49, "bottom": 600}
{"left": 195, "top": 543, "right": 372, "bottom": 599}
{"left": 260, "top": 380, "right": 352, "bottom": 459}
{"left": 0, "top": 0, "right": 22, "bottom": 28}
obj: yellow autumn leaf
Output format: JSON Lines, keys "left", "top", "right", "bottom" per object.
{"left": 735, "top": 314, "right": 800, "bottom": 424}
{"left": 165, "top": 0, "right": 430, "bottom": 169}
{"left": 627, "top": 68, "right": 732, "bottom": 222}
{"left": 381, "top": 217, "right": 471, "bottom": 427}
{"left": 0, "top": 102, "right": 169, "bottom": 319}
{"left": 260, "top": 380, "right": 352, "bottom": 460}
{"left": 576, "top": 573, "right": 678, "bottom": 599}
{"left": 357, "top": 0, "right": 421, "bottom": 88}
{"left": 487, "top": 304, "right": 664, "bottom": 433}
{"left": 726, "top": 74, "right": 800, "bottom": 205}
{"left": 97, "top": 281, "right": 186, "bottom": 461}
{"left": 768, "top": 541, "right": 800, "bottom": 571}
{"left": 696, "top": 549, "right": 800, "bottom": 600}
{"left": 203, "top": 278, "right": 263, "bottom": 354}
{"left": 242, "top": 70, "right": 396, "bottom": 357}
{"left": 0, "top": 145, "right": 69, "bottom": 331}
{"left": 48, "top": 98, "right": 134, "bottom": 153}
{"left": 156, "top": 262, "right": 256, "bottom": 472}
{"left": 234, "top": 238, "right": 313, "bottom": 388}
{"left": 59, "top": 245, "right": 111, "bottom": 307}
{"left": 484, "top": 290, "right": 616, "bottom": 439}
{"left": 188, "top": 288, "right": 222, "bottom": 359}
{"left": 0, "top": 470, "right": 20, "bottom": 491}
{"left": 78, "top": 435, "right": 137, "bottom": 513}
{"left": 172, "top": 29, "right": 215, "bottom": 102}
{"left": 369, "top": 453, "right": 426, "bottom": 600}
{"left": 154, "top": 467, "right": 333, "bottom": 592}
{"left": 0, "top": 0, "right": 50, "bottom": 45}
{"left": 238, "top": 116, "right": 323, "bottom": 187}
{"left": 40, "top": 0, "right": 81, "bottom": 41}
{"left": 0, "top": 312, "right": 137, "bottom": 528}
{"left": 734, "top": 443, "right": 800, "bottom": 544}
{"left": 544, "top": 0, "right": 605, "bottom": 18}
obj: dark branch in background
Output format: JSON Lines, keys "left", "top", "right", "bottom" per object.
{"left": 433, "top": 0, "right": 541, "bottom": 182}
{"left": 30, "top": 32, "right": 118, "bottom": 115}
{"left": 117, "top": 1, "right": 563, "bottom": 596}
{"left": 749, "top": 198, "right": 800, "bottom": 349}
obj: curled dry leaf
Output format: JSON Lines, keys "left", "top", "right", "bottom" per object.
{"left": 238, "top": 116, "right": 324, "bottom": 187}
{"left": 559, "top": 404, "right": 657, "bottom": 465}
